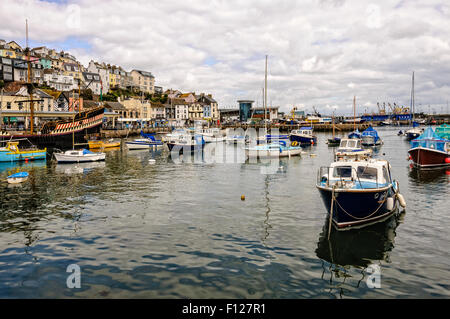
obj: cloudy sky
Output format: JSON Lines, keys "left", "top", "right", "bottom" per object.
{"left": 1, "top": 0, "right": 449, "bottom": 115}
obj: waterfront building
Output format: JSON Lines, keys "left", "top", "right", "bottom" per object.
{"left": 165, "top": 100, "right": 176, "bottom": 127}
{"left": 150, "top": 101, "right": 166, "bottom": 122}
{"left": 173, "top": 98, "right": 189, "bottom": 127}
{"left": 130, "top": 70, "right": 155, "bottom": 94}
{"left": 43, "top": 71, "right": 75, "bottom": 92}
{"left": 179, "top": 92, "right": 197, "bottom": 104}
{"left": 108, "top": 65, "right": 128, "bottom": 90}
{"left": 198, "top": 93, "right": 219, "bottom": 122}
{"left": 251, "top": 106, "right": 279, "bottom": 121}
{"left": 82, "top": 72, "right": 102, "bottom": 96}
{"left": 0, "top": 57, "right": 13, "bottom": 82}
{"left": 63, "top": 62, "right": 83, "bottom": 89}
{"left": 87, "top": 60, "right": 110, "bottom": 94}
{"left": 238, "top": 100, "right": 254, "bottom": 122}
{"left": 12, "top": 58, "right": 43, "bottom": 84}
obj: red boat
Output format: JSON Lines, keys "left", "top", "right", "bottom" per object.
{"left": 408, "top": 127, "right": 450, "bottom": 168}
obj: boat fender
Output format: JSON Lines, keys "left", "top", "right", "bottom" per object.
{"left": 397, "top": 193, "right": 406, "bottom": 208}
{"left": 386, "top": 197, "right": 394, "bottom": 211}
{"left": 291, "top": 141, "right": 298, "bottom": 146}
{"left": 445, "top": 157, "right": 450, "bottom": 164}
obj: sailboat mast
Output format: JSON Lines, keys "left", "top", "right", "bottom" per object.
{"left": 264, "top": 55, "right": 268, "bottom": 130}
{"left": 26, "top": 19, "right": 35, "bottom": 135}
{"left": 412, "top": 71, "right": 415, "bottom": 122}
{"left": 353, "top": 96, "right": 356, "bottom": 131}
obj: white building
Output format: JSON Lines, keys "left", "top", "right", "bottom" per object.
{"left": 87, "top": 60, "right": 110, "bottom": 94}
{"left": 43, "top": 72, "right": 75, "bottom": 92}
{"left": 82, "top": 72, "right": 102, "bottom": 96}
{"left": 173, "top": 98, "right": 189, "bottom": 127}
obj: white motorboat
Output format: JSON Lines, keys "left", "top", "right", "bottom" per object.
{"left": 198, "top": 128, "right": 225, "bottom": 143}
{"left": 245, "top": 141, "right": 303, "bottom": 158}
{"left": 335, "top": 139, "right": 372, "bottom": 160}
{"left": 53, "top": 149, "right": 106, "bottom": 163}
{"left": 126, "top": 138, "right": 163, "bottom": 150}
{"left": 7, "top": 172, "right": 29, "bottom": 184}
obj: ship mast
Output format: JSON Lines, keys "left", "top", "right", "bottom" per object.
{"left": 353, "top": 96, "right": 356, "bottom": 131}
{"left": 264, "top": 55, "right": 268, "bottom": 131}
{"left": 25, "top": 19, "right": 35, "bottom": 134}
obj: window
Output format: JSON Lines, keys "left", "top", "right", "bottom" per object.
{"left": 7, "top": 102, "right": 11, "bottom": 109}
{"left": 333, "top": 166, "right": 352, "bottom": 178}
{"left": 382, "top": 167, "right": 390, "bottom": 183}
{"left": 357, "top": 166, "right": 378, "bottom": 180}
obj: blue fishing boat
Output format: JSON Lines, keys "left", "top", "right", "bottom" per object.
{"left": 361, "top": 126, "right": 383, "bottom": 146}
{"left": 348, "top": 129, "right": 362, "bottom": 139}
{"left": 317, "top": 158, "right": 406, "bottom": 229}
{"left": 0, "top": 141, "right": 47, "bottom": 162}
{"left": 289, "top": 127, "right": 317, "bottom": 145}
{"left": 126, "top": 131, "right": 163, "bottom": 150}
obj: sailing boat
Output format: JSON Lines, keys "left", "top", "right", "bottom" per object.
{"left": 405, "top": 72, "right": 423, "bottom": 141}
{"left": 0, "top": 20, "right": 105, "bottom": 150}
{"left": 327, "top": 113, "right": 340, "bottom": 146}
{"left": 54, "top": 85, "right": 105, "bottom": 163}
{"left": 348, "top": 96, "right": 361, "bottom": 139}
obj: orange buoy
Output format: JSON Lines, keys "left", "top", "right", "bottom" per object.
{"left": 241, "top": 195, "right": 245, "bottom": 201}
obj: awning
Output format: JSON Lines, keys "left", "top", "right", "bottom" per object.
{"left": 4, "top": 117, "right": 18, "bottom": 123}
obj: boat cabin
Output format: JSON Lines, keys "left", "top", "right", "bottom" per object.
{"left": 291, "top": 127, "right": 314, "bottom": 137}
{"left": 318, "top": 159, "right": 392, "bottom": 189}
{"left": 338, "top": 139, "right": 363, "bottom": 150}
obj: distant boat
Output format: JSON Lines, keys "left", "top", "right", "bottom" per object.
{"left": 0, "top": 141, "right": 46, "bottom": 162}
{"left": 198, "top": 128, "right": 225, "bottom": 143}
{"left": 317, "top": 158, "right": 405, "bottom": 229}
{"left": 245, "top": 140, "right": 303, "bottom": 158}
{"left": 166, "top": 133, "right": 205, "bottom": 154}
{"left": 126, "top": 131, "right": 163, "bottom": 150}
{"left": 327, "top": 116, "right": 341, "bottom": 146}
{"left": 405, "top": 72, "right": 423, "bottom": 141}
{"left": 88, "top": 138, "right": 121, "bottom": 149}
{"left": 7, "top": 172, "right": 29, "bottom": 184}
{"left": 257, "top": 134, "right": 290, "bottom": 145}
{"left": 408, "top": 127, "right": 450, "bottom": 168}
{"left": 54, "top": 149, "right": 106, "bottom": 163}
{"left": 289, "top": 127, "right": 317, "bottom": 145}
{"left": 348, "top": 129, "right": 362, "bottom": 139}
{"left": 361, "top": 126, "right": 383, "bottom": 146}
{"left": 226, "top": 135, "right": 248, "bottom": 144}
{"left": 335, "top": 139, "right": 372, "bottom": 160}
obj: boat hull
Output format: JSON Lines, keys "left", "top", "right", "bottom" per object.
{"left": 54, "top": 152, "right": 106, "bottom": 163}
{"left": 327, "top": 138, "right": 341, "bottom": 146}
{"left": 405, "top": 132, "right": 421, "bottom": 141}
{"left": 167, "top": 142, "right": 205, "bottom": 154}
{"left": 126, "top": 142, "right": 162, "bottom": 150}
{"left": 317, "top": 186, "right": 397, "bottom": 229}
{"left": 289, "top": 134, "right": 317, "bottom": 145}
{"left": 408, "top": 147, "right": 450, "bottom": 168}
{"left": 361, "top": 136, "right": 382, "bottom": 146}
{"left": 0, "top": 147, "right": 47, "bottom": 162}
{"left": 245, "top": 147, "right": 303, "bottom": 158}
{"left": 88, "top": 140, "right": 121, "bottom": 149}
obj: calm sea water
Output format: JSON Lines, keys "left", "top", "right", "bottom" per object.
{"left": 0, "top": 127, "right": 448, "bottom": 298}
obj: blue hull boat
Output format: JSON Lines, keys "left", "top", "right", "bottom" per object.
{"left": 316, "top": 159, "right": 405, "bottom": 229}
{"left": 289, "top": 127, "right": 317, "bottom": 145}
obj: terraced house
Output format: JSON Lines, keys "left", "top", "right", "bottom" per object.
{"left": 130, "top": 69, "right": 155, "bottom": 94}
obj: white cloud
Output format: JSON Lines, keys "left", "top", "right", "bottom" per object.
{"left": 0, "top": 0, "right": 449, "bottom": 115}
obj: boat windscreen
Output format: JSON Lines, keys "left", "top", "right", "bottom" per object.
{"left": 357, "top": 166, "right": 378, "bottom": 180}
{"left": 333, "top": 166, "right": 352, "bottom": 178}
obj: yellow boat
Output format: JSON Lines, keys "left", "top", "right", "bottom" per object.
{"left": 88, "top": 139, "right": 121, "bottom": 150}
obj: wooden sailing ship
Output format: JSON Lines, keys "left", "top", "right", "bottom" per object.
{"left": 0, "top": 20, "right": 104, "bottom": 150}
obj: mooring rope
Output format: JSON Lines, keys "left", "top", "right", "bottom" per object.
{"left": 331, "top": 190, "right": 388, "bottom": 221}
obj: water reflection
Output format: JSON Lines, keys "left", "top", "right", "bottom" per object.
{"left": 315, "top": 211, "right": 405, "bottom": 297}
{"left": 55, "top": 161, "right": 106, "bottom": 175}
{"left": 408, "top": 166, "right": 450, "bottom": 184}
{"left": 0, "top": 160, "right": 47, "bottom": 175}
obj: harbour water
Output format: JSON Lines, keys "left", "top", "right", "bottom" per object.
{"left": 0, "top": 127, "right": 448, "bottom": 298}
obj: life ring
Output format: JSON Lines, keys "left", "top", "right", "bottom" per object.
{"left": 291, "top": 141, "right": 298, "bottom": 146}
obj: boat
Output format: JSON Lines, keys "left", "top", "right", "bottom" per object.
{"left": 435, "top": 123, "right": 450, "bottom": 140}
{"left": 408, "top": 127, "right": 450, "bottom": 168}
{"left": 317, "top": 158, "right": 406, "bottom": 229}
{"left": 7, "top": 172, "right": 29, "bottom": 184}
{"left": 198, "top": 128, "right": 225, "bottom": 143}
{"left": 361, "top": 126, "right": 383, "bottom": 146}
{"left": 348, "top": 96, "right": 362, "bottom": 139}
{"left": 226, "top": 135, "right": 247, "bottom": 144}
{"left": 289, "top": 127, "right": 317, "bottom": 145}
{"left": 126, "top": 131, "right": 163, "bottom": 150}
{"left": 257, "top": 134, "right": 290, "bottom": 145}
{"left": 245, "top": 140, "right": 303, "bottom": 158}
{"left": 53, "top": 148, "right": 106, "bottom": 163}
{"left": 88, "top": 138, "right": 121, "bottom": 149}
{"left": 404, "top": 72, "right": 423, "bottom": 141}
{"left": 0, "top": 140, "right": 47, "bottom": 162}
{"left": 327, "top": 116, "right": 340, "bottom": 146}
{"left": 166, "top": 133, "right": 205, "bottom": 154}
{"left": 397, "top": 130, "right": 404, "bottom": 136}
{"left": 335, "top": 138, "right": 372, "bottom": 160}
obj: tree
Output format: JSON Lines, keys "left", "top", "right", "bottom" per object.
{"left": 80, "top": 88, "right": 93, "bottom": 100}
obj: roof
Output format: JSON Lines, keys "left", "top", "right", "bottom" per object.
{"left": 104, "top": 101, "right": 126, "bottom": 111}
{"left": 41, "top": 89, "right": 62, "bottom": 99}
{"left": 83, "top": 100, "right": 100, "bottom": 109}
{"left": 132, "top": 70, "right": 154, "bottom": 78}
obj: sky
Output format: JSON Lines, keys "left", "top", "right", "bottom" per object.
{"left": 0, "top": 0, "right": 449, "bottom": 115}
